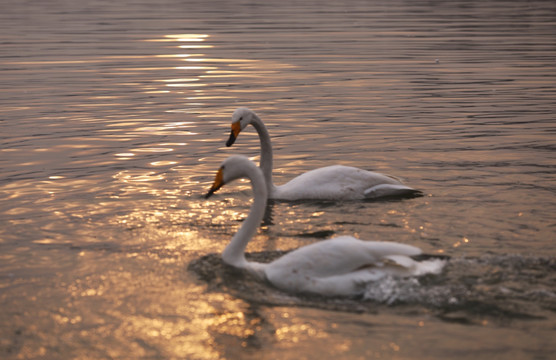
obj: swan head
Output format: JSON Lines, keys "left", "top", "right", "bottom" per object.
{"left": 205, "top": 155, "right": 260, "bottom": 198}
{"left": 226, "top": 107, "right": 256, "bottom": 147}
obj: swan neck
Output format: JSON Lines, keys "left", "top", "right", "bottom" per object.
{"left": 222, "top": 164, "right": 268, "bottom": 269}
{"left": 251, "top": 114, "right": 274, "bottom": 192}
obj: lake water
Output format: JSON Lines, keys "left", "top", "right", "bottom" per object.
{"left": 1, "top": 0, "right": 555, "bottom": 358}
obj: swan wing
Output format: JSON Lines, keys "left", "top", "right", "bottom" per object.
{"left": 364, "top": 183, "right": 422, "bottom": 199}
{"left": 264, "top": 236, "right": 423, "bottom": 296}
{"left": 274, "top": 165, "right": 405, "bottom": 200}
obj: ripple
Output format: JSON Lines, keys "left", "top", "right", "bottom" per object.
{"left": 189, "top": 252, "right": 556, "bottom": 323}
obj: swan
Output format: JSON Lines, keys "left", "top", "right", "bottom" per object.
{"left": 204, "top": 155, "right": 444, "bottom": 297}
{"left": 225, "top": 107, "right": 422, "bottom": 201}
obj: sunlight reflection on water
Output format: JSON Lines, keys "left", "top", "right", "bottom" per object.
{"left": 1, "top": 0, "right": 556, "bottom": 358}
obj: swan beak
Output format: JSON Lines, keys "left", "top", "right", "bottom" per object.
{"left": 226, "top": 122, "right": 241, "bottom": 147}
{"left": 205, "top": 168, "right": 225, "bottom": 198}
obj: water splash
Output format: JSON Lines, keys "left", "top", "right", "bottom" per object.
{"left": 189, "top": 252, "right": 556, "bottom": 323}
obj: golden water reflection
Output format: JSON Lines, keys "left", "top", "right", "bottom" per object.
{"left": 145, "top": 34, "right": 210, "bottom": 42}
{"left": 104, "top": 32, "right": 301, "bottom": 232}
{"left": 105, "top": 32, "right": 287, "bottom": 194}
{"left": 2, "top": 1, "right": 555, "bottom": 358}
{"left": 149, "top": 32, "right": 292, "bottom": 103}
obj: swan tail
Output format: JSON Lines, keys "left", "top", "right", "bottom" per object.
{"left": 411, "top": 258, "right": 447, "bottom": 276}
{"left": 364, "top": 184, "right": 423, "bottom": 199}
{"left": 382, "top": 254, "right": 447, "bottom": 277}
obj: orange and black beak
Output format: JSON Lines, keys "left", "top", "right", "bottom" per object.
{"left": 205, "top": 167, "right": 225, "bottom": 199}
{"left": 226, "top": 122, "right": 241, "bottom": 147}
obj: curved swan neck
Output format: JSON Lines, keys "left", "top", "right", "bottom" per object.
{"left": 222, "top": 163, "right": 268, "bottom": 269}
{"left": 250, "top": 114, "right": 275, "bottom": 193}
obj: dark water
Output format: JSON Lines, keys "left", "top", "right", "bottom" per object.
{"left": 1, "top": 0, "right": 556, "bottom": 358}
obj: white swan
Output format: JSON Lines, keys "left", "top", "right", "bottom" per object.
{"left": 205, "top": 155, "right": 444, "bottom": 297}
{"left": 225, "top": 107, "right": 422, "bottom": 201}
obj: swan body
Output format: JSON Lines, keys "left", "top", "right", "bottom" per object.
{"left": 205, "top": 155, "right": 444, "bottom": 297}
{"left": 225, "top": 107, "right": 421, "bottom": 201}
{"left": 272, "top": 164, "right": 413, "bottom": 201}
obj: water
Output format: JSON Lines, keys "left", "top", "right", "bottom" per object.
{"left": 1, "top": 0, "right": 555, "bottom": 358}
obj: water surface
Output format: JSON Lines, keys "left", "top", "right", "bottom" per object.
{"left": 1, "top": 0, "right": 555, "bottom": 358}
